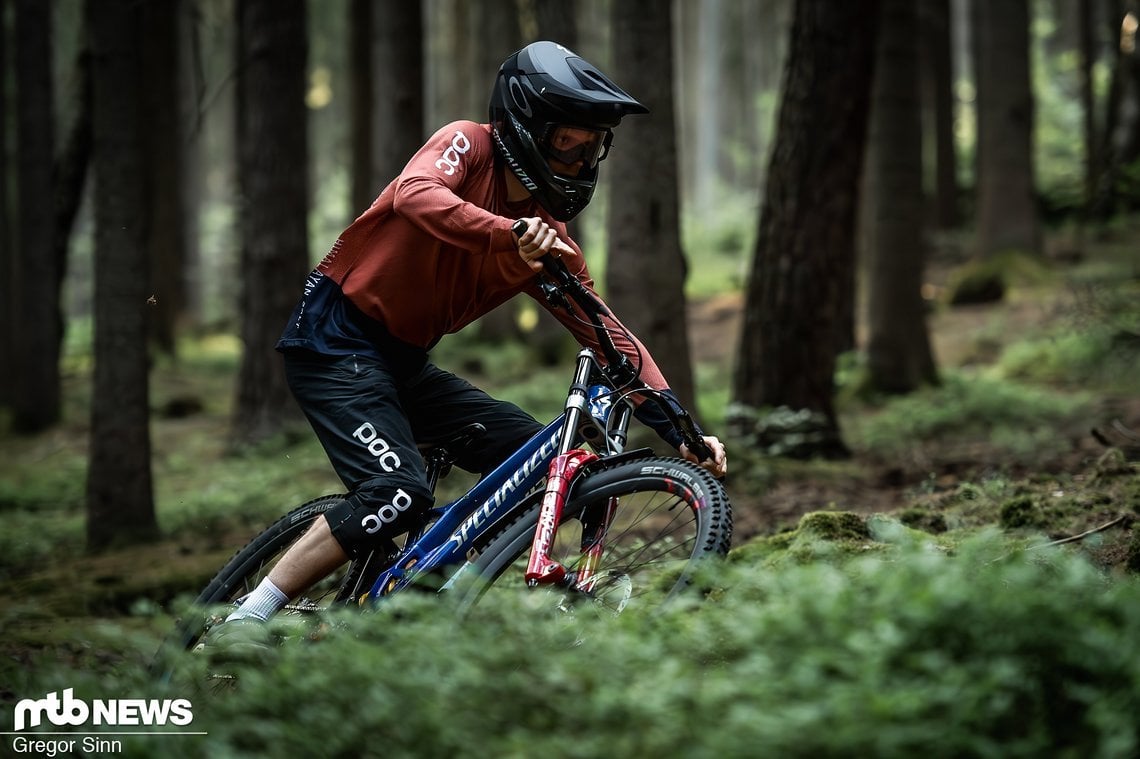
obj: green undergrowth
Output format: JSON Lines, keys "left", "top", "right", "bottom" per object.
{"left": 8, "top": 533, "right": 1140, "bottom": 756}
{"left": 842, "top": 370, "right": 1095, "bottom": 467}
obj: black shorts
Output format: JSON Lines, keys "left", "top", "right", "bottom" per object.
{"left": 283, "top": 350, "right": 542, "bottom": 556}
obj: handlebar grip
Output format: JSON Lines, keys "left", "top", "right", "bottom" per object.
{"left": 680, "top": 423, "right": 713, "bottom": 462}
{"left": 515, "top": 220, "right": 573, "bottom": 281}
{"left": 674, "top": 413, "right": 713, "bottom": 463}
{"left": 539, "top": 253, "right": 562, "bottom": 272}
{"left": 687, "top": 436, "right": 715, "bottom": 463}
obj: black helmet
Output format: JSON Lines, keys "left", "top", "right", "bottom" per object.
{"left": 489, "top": 41, "right": 648, "bottom": 221}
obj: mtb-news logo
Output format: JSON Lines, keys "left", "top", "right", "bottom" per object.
{"left": 7, "top": 689, "right": 199, "bottom": 755}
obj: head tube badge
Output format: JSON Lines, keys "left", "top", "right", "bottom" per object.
{"left": 588, "top": 384, "right": 613, "bottom": 422}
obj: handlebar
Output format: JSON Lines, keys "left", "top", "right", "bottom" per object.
{"left": 512, "top": 219, "right": 715, "bottom": 465}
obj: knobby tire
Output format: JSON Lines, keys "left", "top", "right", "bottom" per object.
{"left": 153, "top": 494, "right": 383, "bottom": 679}
{"left": 451, "top": 456, "right": 732, "bottom": 613}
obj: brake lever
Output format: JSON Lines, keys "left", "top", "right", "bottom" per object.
{"left": 675, "top": 412, "right": 714, "bottom": 463}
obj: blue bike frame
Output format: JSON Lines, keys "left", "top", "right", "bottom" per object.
{"left": 364, "top": 349, "right": 632, "bottom": 600}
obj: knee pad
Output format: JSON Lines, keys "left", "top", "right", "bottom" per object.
{"left": 324, "top": 484, "right": 434, "bottom": 558}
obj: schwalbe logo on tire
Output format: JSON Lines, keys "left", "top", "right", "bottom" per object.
{"left": 290, "top": 499, "right": 339, "bottom": 525}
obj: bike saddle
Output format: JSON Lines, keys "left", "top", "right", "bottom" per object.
{"left": 420, "top": 423, "right": 488, "bottom": 463}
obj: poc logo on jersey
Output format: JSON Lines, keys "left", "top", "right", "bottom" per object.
{"left": 435, "top": 130, "right": 471, "bottom": 176}
{"left": 352, "top": 422, "right": 402, "bottom": 473}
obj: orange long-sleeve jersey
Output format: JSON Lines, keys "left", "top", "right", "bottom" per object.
{"left": 277, "top": 120, "right": 668, "bottom": 391}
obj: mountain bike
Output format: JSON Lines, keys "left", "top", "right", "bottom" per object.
{"left": 158, "top": 247, "right": 733, "bottom": 671}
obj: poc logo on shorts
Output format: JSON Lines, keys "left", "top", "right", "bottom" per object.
{"left": 352, "top": 422, "right": 402, "bottom": 473}
{"left": 361, "top": 488, "right": 413, "bottom": 535}
{"left": 434, "top": 130, "right": 471, "bottom": 176}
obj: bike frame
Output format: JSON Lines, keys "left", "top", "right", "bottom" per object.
{"left": 362, "top": 250, "right": 712, "bottom": 603}
{"left": 364, "top": 348, "right": 636, "bottom": 601}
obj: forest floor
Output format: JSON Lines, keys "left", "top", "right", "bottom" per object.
{"left": 686, "top": 235, "right": 1140, "bottom": 551}
{"left": 1, "top": 225, "right": 1139, "bottom": 677}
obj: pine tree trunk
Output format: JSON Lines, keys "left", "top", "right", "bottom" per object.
{"left": 921, "top": 0, "right": 960, "bottom": 229}
{"left": 142, "top": 0, "right": 188, "bottom": 356}
{"left": 974, "top": 0, "right": 1041, "bottom": 258}
{"left": 866, "top": 0, "right": 940, "bottom": 394}
{"left": 12, "top": 0, "right": 61, "bottom": 433}
{"left": 472, "top": 0, "right": 523, "bottom": 343}
{"left": 348, "top": 0, "right": 373, "bottom": 214}
{"left": 606, "top": 0, "right": 697, "bottom": 413}
{"left": 373, "top": 0, "right": 424, "bottom": 192}
{"left": 86, "top": 0, "right": 158, "bottom": 550}
{"left": 0, "top": 0, "right": 11, "bottom": 409}
{"left": 232, "top": 0, "right": 310, "bottom": 444}
{"left": 733, "top": 0, "right": 880, "bottom": 458}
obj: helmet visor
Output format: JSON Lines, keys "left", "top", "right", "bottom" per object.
{"left": 540, "top": 125, "right": 612, "bottom": 174}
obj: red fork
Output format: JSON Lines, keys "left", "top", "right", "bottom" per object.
{"left": 525, "top": 449, "right": 598, "bottom": 586}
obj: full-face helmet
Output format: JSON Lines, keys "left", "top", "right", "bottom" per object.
{"left": 489, "top": 41, "right": 648, "bottom": 221}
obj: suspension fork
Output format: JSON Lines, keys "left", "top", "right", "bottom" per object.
{"left": 525, "top": 448, "right": 598, "bottom": 586}
{"left": 573, "top": 496, "right": 620, "bottom": 593}
{"left": 526, "top": 349, "right": 600, "bottom": 587}
{"left": 526, "top": 348, "right": 633, "bottom": 589}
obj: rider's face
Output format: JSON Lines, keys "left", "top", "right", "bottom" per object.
{"left": 542, "top": 125, "right": 609, "bottom": 177}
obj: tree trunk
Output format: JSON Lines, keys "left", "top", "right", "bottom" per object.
{"left": 532, "top": 0, "right": 578, "bottom": 48}
{"left": 12, "top": 0, "right": 61, "bottom": 433}
{"left": 86, "top": 0, "right": 158, "bottom": 550}
{"left": 425, "top": 0, "right": 473, "bottom": 126}
{"left": 472, "top": 0, "right": 523, "bottom": 343}
{"left": 866, "top": 0, "right": 940, "bottom": 394}
{"left": 733, "top": 0, "right": 880, "bottom": 458}
{"left": 142, "top": 0, "right": 188, "bottom": 355}
{"left": 0, "top": 0, "right": 11, "bottom": 409}
{"left": 1079, "top": 0, "right": 1098, "bottom": 212}
{"left": 606, "top": 0, "right": 697, "bottom": 413}
{"left": 54, "top": 30, "right": 93, "bottom": 333}
{"left": 920, "top": 0, "right": 960, "bottom": 229}
{"left": 233, "top": 0, "right": 310, "bottom": 444}
{"left": 974, "top": 0, "right": 1041, "bottom": 259}
{"left": 372, "top": 0, "right": 424, "bottom": 192}
{"left": 1110, "top": 0, "right": 1140, "bottom": 206}
{"left": 525, "top": 0, "right": 580, "bottom": 361}
{"left": 348, "top": 0, "right": 373, "bottom": 214}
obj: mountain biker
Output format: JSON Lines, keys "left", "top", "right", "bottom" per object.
{"left": 213, "top": 41, "right": 728, "bottom": 637}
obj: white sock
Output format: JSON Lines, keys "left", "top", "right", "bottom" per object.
{"left": 226, "top": 577, "right": 289, "bottom": 622}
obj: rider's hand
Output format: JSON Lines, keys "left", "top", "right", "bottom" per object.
{"left": 513, "top": 217, "right": 569, "bottom": 272}
{"left": 680, "top": 435, "right": 727, "bottom": 479}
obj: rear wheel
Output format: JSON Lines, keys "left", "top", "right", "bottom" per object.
{"left": 153, "top": 495, "right": 390, "bottom": 680}
{"left": 451, "top": 457, "right": 732, "bottom": 614}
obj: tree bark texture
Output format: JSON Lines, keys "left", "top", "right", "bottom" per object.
{"left": 920, "top": 0, "right": 960, "bottom": 229}
{"left": 348, "top": 0, "right": 373, "bottom": 214}
{"left": 866, "top": 0, "right": 940, "bottom": 394}
{"left": 86, "top": 0, "right": 158, "bottom": 550}
{"left": 974, "top": 0, "right": 1041, "bottom": 258}
{"left": 733, "top": 0, "right": 880, "bottom": 456}
{"left": 372, "top": 0, "right": 424, "bottom": 192}
{"left": 233, "top": 0, "right": 310, "bottom": 443}
{"left": 12, "top": 0, "right": 61, "bottom": 433}
{"left": 142, "top": 0, "right": 188, "bottom": 355}
{"left": 0, "top": 0, "right": 11, "bottom": 408}
{"left": 606, "top": 0, "right": 697, "bottom": 413}
{"left": 471, "top": 0, "right": 523, "bottom": 343}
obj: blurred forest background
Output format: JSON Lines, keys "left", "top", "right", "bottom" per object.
{"left": 2, "top": 0, "right": 1140, "bottom": 752}
{"left": 2, "top": 0, "right": 1137, "bottom": 546}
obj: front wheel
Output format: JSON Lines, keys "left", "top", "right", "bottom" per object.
{"left": 450, "top": 456, "right": 733, "bottom": 614}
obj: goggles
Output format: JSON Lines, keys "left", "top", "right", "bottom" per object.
{"left": 539, "top": 125, "right": 612, "bottom": 172}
